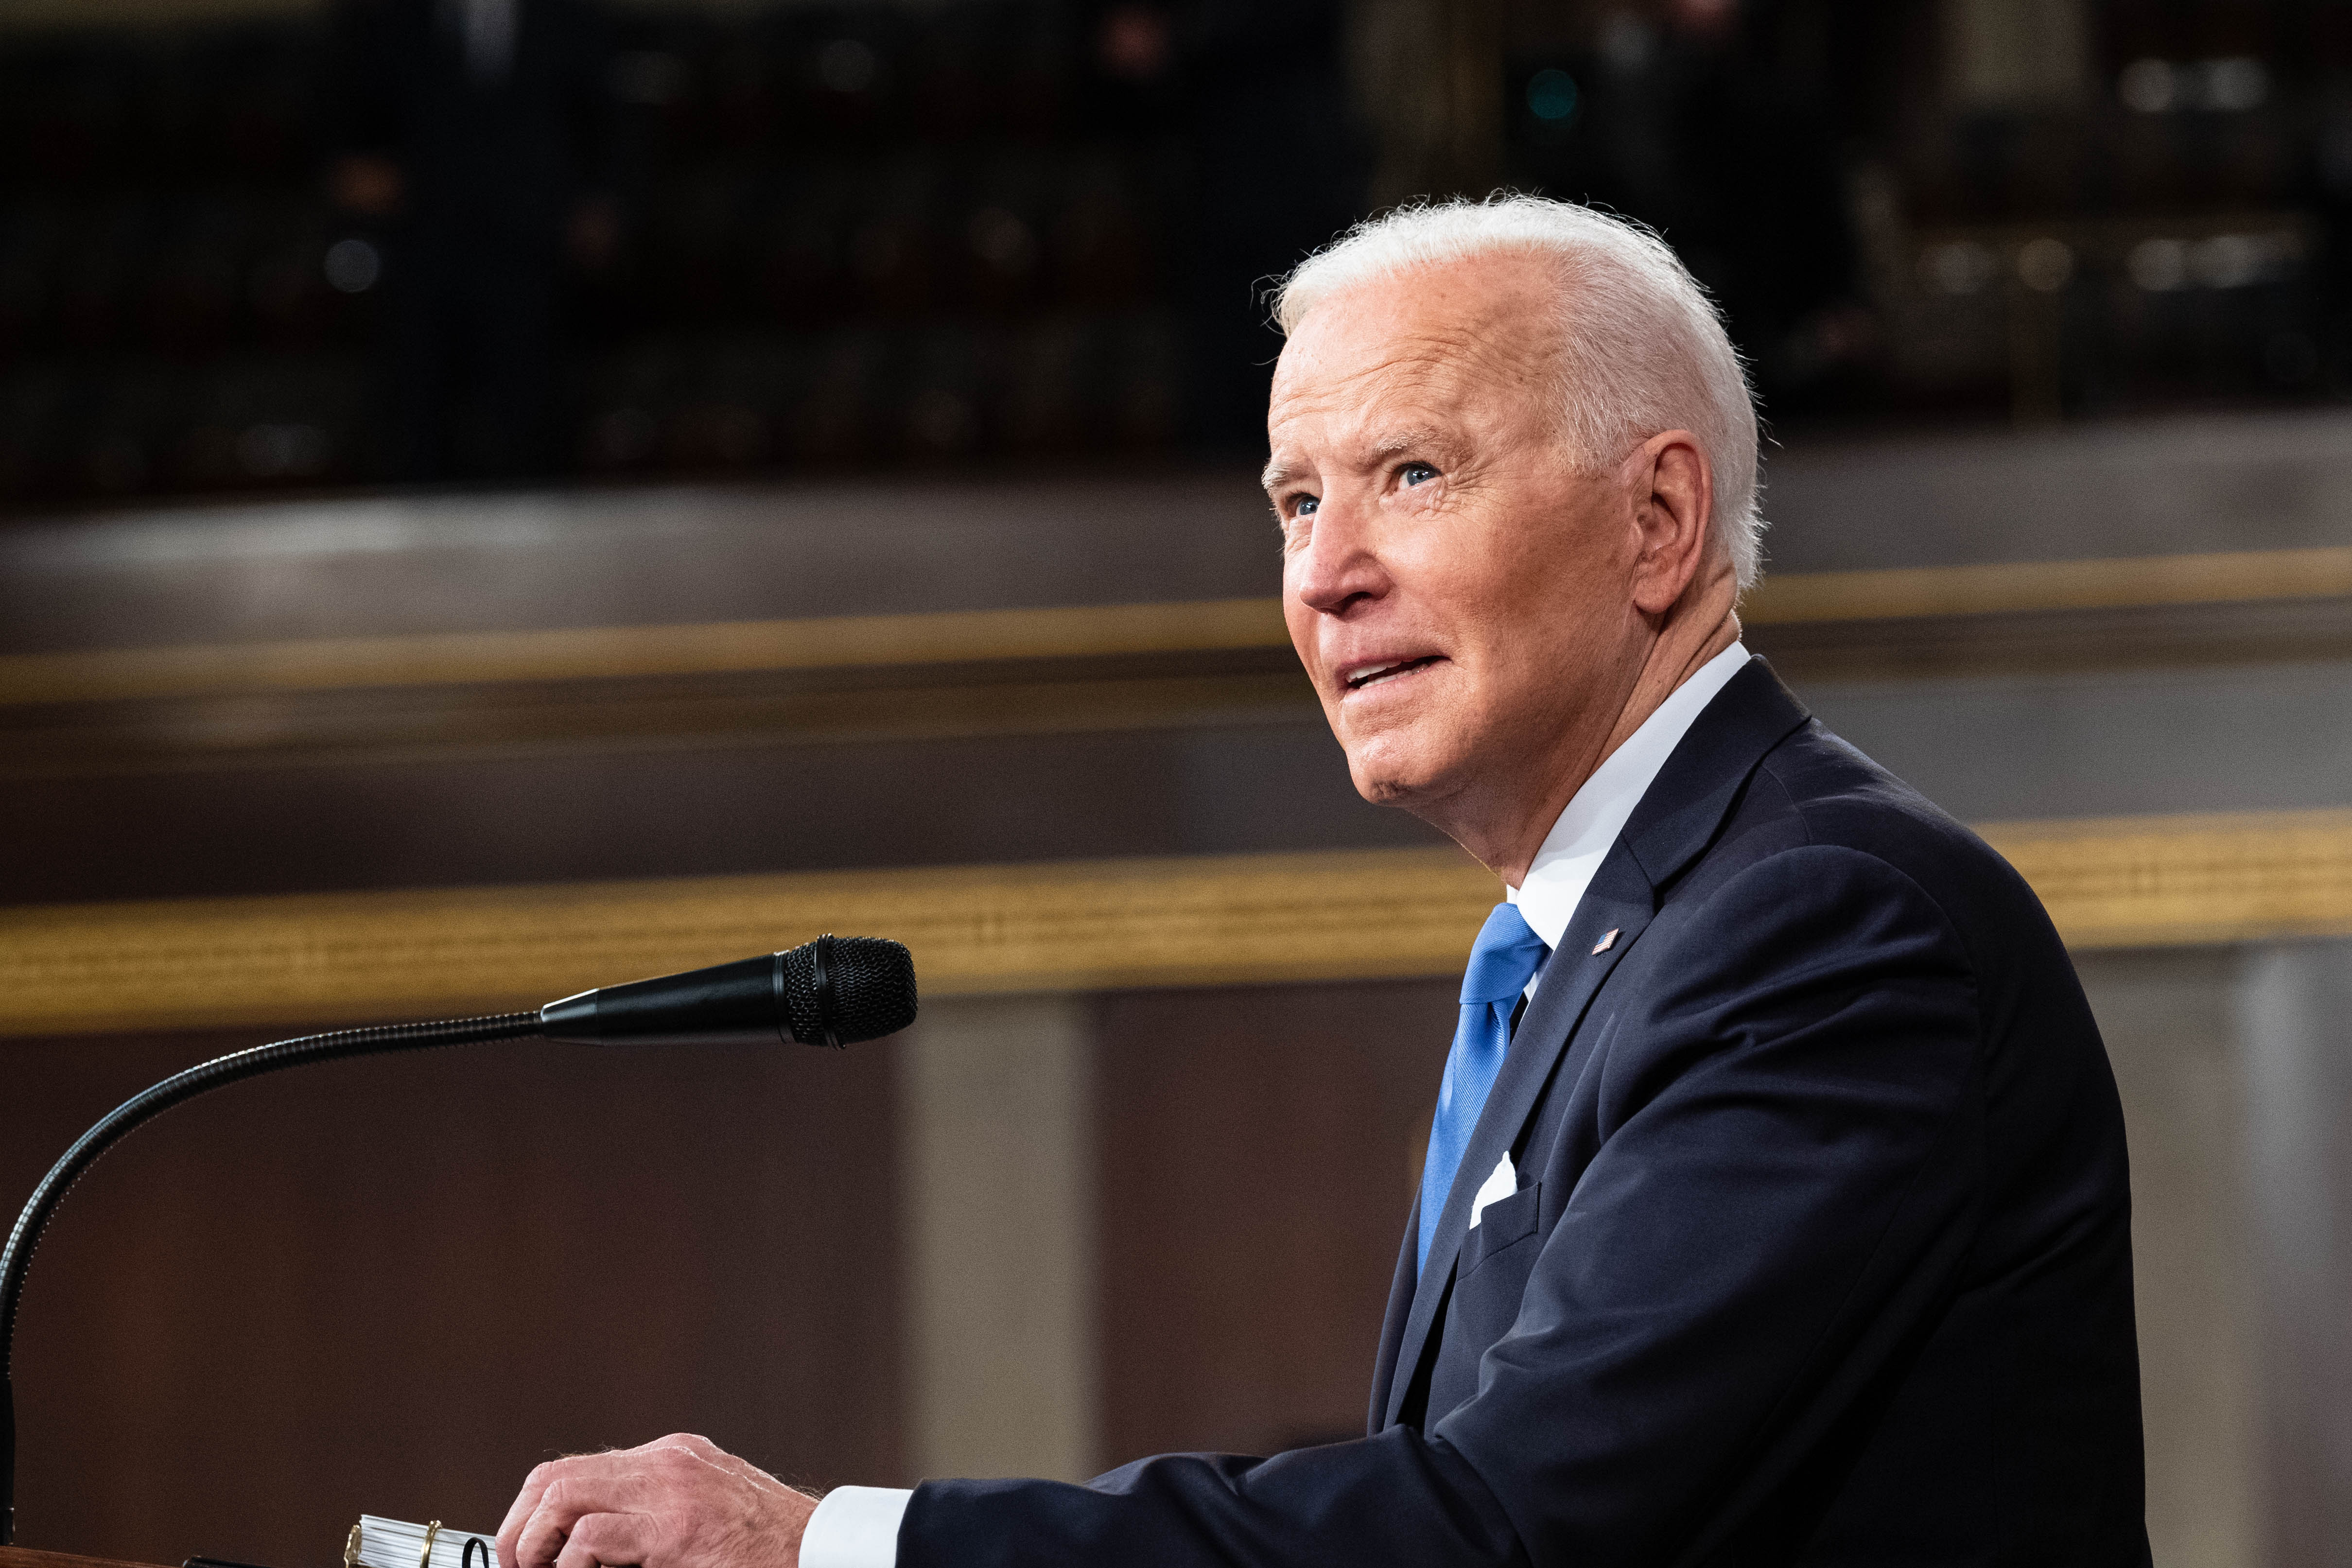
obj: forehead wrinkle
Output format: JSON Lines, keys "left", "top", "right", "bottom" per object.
{"left": 1270, "top": 346, "right": 1486, "bottom": 456}
{"left": 1344, "top": 329, "right": 1530, "bottom": 397}
{"left": 1270, "top": 348, "right": 1468, "bottom": 436}
{"left": 1267, "top": 284, "right": 1565, "bottom": 489}
{"left": 1274, "top": 319, "right": 1553, "bottom": 436}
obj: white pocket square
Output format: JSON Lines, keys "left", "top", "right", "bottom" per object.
{"left": 1469, "top": 1154, "right": 1516, "bottom": 1227}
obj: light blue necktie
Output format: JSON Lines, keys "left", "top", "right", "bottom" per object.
{"left": 1418, "top": 901, "right": 1551, "bottom": 1273}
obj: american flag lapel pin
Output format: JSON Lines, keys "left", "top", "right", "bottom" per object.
{"left": 1591, "top": 928, "right": 1620, "bottom": 955}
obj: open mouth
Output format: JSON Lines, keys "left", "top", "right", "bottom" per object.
{"left": 1344, "top": 655, "right": 1443, "bottom": 693}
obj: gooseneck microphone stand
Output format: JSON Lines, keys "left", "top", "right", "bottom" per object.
{"left": 0, "top": 1010, "right": 546, "bottom": 1546}
{"left": 0, "top": 932, "right": 918, "bottom": 1548}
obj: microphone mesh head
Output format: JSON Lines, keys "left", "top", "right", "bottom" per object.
{"left": 782, "top": 935, "right": 918, "bottom": 1045}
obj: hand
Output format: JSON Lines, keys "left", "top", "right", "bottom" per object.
{"left": 496, "top": 1433, "right": 820, "bottom": 1568}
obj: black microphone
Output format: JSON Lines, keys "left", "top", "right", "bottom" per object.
{"left": 0, "top": 934, "right": 916, "bottom": 1545}
{"left": 540, "top": 935, "right": 917, "bottom": 1049}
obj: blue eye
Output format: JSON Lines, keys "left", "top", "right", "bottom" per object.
{"left": 1294, "top": 494, "right": 1320, "bottom": 516}
{"left": 1401, "top": 462, "right": 1437, "bottom": 487}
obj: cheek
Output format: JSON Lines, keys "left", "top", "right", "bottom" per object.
{"left": 1475, "top": 528, "right": 1622, "bottom": 655}
{"left": 1280, "top": 575, "right": 1320, "bottom": 665}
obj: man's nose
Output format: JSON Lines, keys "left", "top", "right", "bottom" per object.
{"left": 1290, "top": 497, "right": 1388, "bottom": 617}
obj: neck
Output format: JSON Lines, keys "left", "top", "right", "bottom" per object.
{"left": 1442, "top": 577, "right": 1742, "bottom": 887}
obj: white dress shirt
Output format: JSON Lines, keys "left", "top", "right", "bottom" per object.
{"left": 801, "top": 1486, "right": 914, "bottom": 1568}
{"left": 797, "top": 643, "right": 1754, "bottom": 1568}
{"left": 1505, "top": 642, "right": 1752, "bottom": 963}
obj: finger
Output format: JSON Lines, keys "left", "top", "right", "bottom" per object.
{"left": 554, "top": 1513, "right": 659, "bottom": 1568}
{"left": 503, "top": 1442, "right": 690, "bottom": 1568}
{"left": 517, "top": 1472, "right": 662, "bottom": 1568}
{"left": 517, "top": 1472, "right": 646, "bottom": 1568}
{"left": 504, "top": 1453, "right": 642, "bottom": 1567}
{"left": 499, "top": 1462, "right": 560, "bottom": 1568}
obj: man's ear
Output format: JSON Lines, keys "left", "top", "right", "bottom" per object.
{"left": 1628, "top": 430, "right": 1714, "bottom": 616}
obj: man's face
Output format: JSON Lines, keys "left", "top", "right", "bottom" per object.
{"left": 1266, "top": 255, "right": 1652, "bottom": 816}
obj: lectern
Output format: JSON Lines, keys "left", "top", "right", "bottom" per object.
{"left": 1, "top": 1548, "right": 172, "bottom": 1568}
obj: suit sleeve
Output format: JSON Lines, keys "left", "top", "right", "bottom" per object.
{"left": 899, "top": 845, "right": 1984, "bottom": 1568}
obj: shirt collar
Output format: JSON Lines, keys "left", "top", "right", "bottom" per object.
{"left": 1506, "top": 643, "right": 1751, "bottom": 951}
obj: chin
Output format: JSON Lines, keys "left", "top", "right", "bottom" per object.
{"left": 1342, "top": 735, "right": 1455, "bottom": 809}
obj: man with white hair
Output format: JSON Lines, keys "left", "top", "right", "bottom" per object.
{"left": 497, "top": 196, "right": 2149, "bottom": 1566}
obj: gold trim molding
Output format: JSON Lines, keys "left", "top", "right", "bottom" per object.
{"left": 7, "top": 550, "right": 2348, "bottom": 779}
{"left": 0, "top": 848, "right": 1498, "bottom": 1037}
{"left": 4, "top": 809, "right": 2349, "bottom": 1037}
{"left": 6, "top": 548, "right": 2346, "bottom": 710}
{"left": 0, "top": 599, "right": 1293, "bottom": 708}
{"left": 1742, "top": 547, "right": 2352, "bottom": 625}
{"left": 1978, "top": 809, "right": 2352, "bottom": 950}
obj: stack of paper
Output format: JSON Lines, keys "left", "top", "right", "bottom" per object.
{"left": 352, "top": 1516, "right": 500, "bottom": 1568}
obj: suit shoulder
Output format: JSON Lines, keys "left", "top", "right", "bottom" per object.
{"left": 1734, "top": 720, "right": 2060, "bottom": 969}
{"left": 1754, "top": 720, "right": 1969, "bottom": 851}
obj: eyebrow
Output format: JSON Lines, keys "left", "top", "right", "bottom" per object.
{"left": 1261, "top": 456, "right": 1308, "bottom": 492}
{"left": 1263, "top": 426, "right": 1452, "bottom": 494}
{"left": 1369, "top": 426, "right": 1448, "bottom": 460}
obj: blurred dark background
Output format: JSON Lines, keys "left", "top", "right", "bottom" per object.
{"left": 0, "top": 0, "right": 1361, "bottom": 500}
{"left": 3, "top": 0, "right": 2351, "bottom": 507}
{"left": 5, "top": 7, "right": 2352, "bottom": 1568}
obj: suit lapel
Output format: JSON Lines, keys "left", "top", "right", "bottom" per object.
{"left": 1367, "top": 1192, "right": 1422, "bottom": 1432}
{"left": 1378, "top": 658, "right": 1813, "bottom": 1431}
{"left": 1381, "top": 849, "right": 1656, "bottom": 1429}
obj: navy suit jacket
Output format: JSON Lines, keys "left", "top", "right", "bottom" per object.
{"left": 904, "top": 658, "right": 2148, "bottom": 1565}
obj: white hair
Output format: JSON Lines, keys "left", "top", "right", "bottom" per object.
{"left": 1273, "top": 194, "right": 1766, "bottom": 590}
